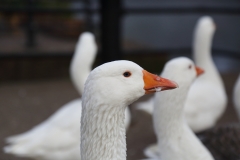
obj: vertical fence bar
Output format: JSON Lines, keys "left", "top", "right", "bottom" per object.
{"left": 26, "top": 0, "right": 35, "bottom": 47}
{"left": 100, "top": 0, "right": 122, "bottom": 63}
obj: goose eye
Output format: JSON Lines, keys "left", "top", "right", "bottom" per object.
{"left": 188, "top": 65, "right": 192, "bottom": 69}
{"left": 123, "top": 71, "right": 131, "bottom": 77}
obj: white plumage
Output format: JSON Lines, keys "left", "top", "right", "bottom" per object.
{"left": 147, "top": 57, "right": 214, "bottom": 160}
{"left": 5, "top": 99, "right": 82, "bottom": 160}
{"left": 4, "top": 32, "right": 131, "bottom": 160}
{"left": 184, "top": 16, "right": 227, "bottom": 132}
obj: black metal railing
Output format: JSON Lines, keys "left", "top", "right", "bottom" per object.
{"left": 1, "top": 1, "right": 240, "bottom": 62}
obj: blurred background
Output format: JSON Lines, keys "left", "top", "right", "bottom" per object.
{"left": 0, "top": 0, "right": 240, "bottom": 159}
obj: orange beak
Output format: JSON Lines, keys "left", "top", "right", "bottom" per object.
{"left": 143, "top": 70, "right": 178, "bottom": 94}
{"left": 195, "top": 66, "right": 204, "bottom": 76}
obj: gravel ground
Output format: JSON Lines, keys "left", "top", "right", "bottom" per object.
{"left": 0, "top": 72, "right": 239, "bottom": 160}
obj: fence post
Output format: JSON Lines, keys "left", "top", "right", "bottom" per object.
{"left": 100, "top": 0, "right": 122, "bottom": 63}
{"left": 25, "top": 0, "right": 35, "bottom": 47}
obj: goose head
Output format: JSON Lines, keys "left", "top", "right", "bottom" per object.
{"left": 157, "top": 57, "right": 204, "bottom": 115}
{"left": 161, "top": 57, "right": 204, "bottom": 90}
{"left": 195, "top": 16, "right": 215, "bottom": 38}
{"left": 83, "top": 60, "right": 178, "bottom": 106}
{"left": 81, "top": 60, "right": 178, "bottom": 160}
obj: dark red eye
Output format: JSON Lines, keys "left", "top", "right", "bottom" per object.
{"left": 188, "top": 65, "right": 192, "bottom": 69}
{"left": 123, "top": 71, "right": 131, "bottom": 77}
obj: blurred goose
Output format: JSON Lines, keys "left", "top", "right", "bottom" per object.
{"left": 184, "top": 16, "right": 227, "bottom": 133}
{"left": 145, "top": 57, "right": 214, "bottom": 160}
{"left": 70, "top": 32, "right": 98, "bottom": 95}
{"left": 81, "top": 60, "right": 178, "bottom": 160}
{"left": 137, "top": 17, "right": 227, "bottom": 134}
{"left": 3, "top": 32, "right": 130, "bottom": 160}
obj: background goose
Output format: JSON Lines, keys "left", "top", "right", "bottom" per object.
{"left": 81, "top": 60, "right": 178, "bottom": 160}
{"left": 146, "top": 57, "right": 214, "bottom": 160}
{"left": 184, "top": 16, "right": 227, "bottom": 133}
{"left": 136, "top": 16, "right": 227, "bottom": 134}
{"left": 70, "top": 32, "right": 98, "bottom": 95}
{"left": 4, "top": 32, "right": 130, "bottom": 160}
{"left": 3, "top": 32, "right": 96, "bottom": 160}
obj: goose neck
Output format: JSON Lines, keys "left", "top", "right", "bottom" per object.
{"left": 193, "top": 48, "right": 224, "bottom": 87}
{"left": 81, "top": 96, "right": 126, "bottom": 160}
{"left": 193, "top": 27, "right": 214, "bottom": 71}
{"left": 153, "top": 89, "right": 187, "bottom": 139}
{"left": 70, "top": 55, "right": 92, "bottom": 95}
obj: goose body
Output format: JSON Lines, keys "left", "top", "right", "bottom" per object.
{"left": 4, "top": 32, "right": 131, "bottom": 160}
{"left": 81, "top": 60, "right": 178, "bottom": 160}
{"left": 147, "top": 57, "right": 214, "bottom": 160}
{"left": 5, "top": 99, "right": 82, "bottom": 160}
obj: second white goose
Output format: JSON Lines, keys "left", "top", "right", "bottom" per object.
{"left": 144, "top": 16, "right": 227, "bottom": 159}
{"left": 146, "top": 57, "right": 214, "bottom": 160}
{"left": 136, "top": 16, "right": 227, "bottom": 134}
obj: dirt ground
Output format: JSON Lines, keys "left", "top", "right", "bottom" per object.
{"left": 0, "top": 72, "right": 239, "bottom": 160}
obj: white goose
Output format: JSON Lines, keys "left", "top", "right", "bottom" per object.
{"left": 144, "top": 16, "right": 227, "bottom": 159}
{"left": 184, "top": 16, "right": 227, "bottom": 132}
{"left": 137, "top": 16, "right": 227, "bottom": 133}
{"left": 146, "top": 57, "right": 214, "bottom": 160}
{"left": 3, "top": 32, "right": 130, "bottom": 160}
{"left": 81, "top": 60, "right": 178, "bottom": 160}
